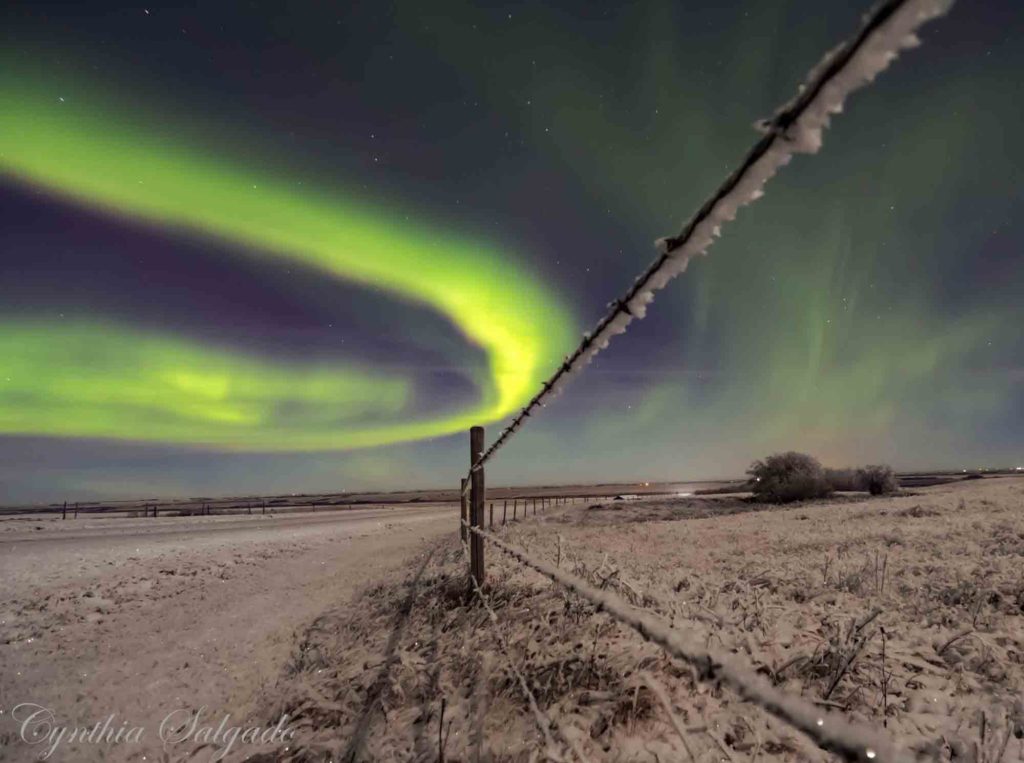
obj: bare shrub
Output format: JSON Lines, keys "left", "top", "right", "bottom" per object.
{"left": 747, "top": 452, "right": 833, "bottom": 503}
{"left": 857, "top": 464, "right": 899, "bottom": 495}
{"left": 826, "top": 464, "right": 899, "bottom": 494}
{"left": 825, "top": 468, "right": 859, "bottom": 492}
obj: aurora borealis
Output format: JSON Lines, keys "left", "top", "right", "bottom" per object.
{"left": 0, "top": 60, "right": 574, "bottom": 449}
{"left": 1, "top": 1, "right": 1021, "bottom": 501}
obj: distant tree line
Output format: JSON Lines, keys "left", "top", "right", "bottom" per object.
{"left": 747, "top": 452, "right": 899, "bottom": 503}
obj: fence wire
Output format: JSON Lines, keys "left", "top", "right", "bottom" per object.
{"left": 459, "top": 534, "right": 584, "bottom": 763}
{"left": 453, "top": 0, "right": 958, "bottom": 758}
{"left": 462, "top": 0, "right": 954, "bottom": 490}
{"left": 470, "top": 524, "right": 916, "bottom": 763}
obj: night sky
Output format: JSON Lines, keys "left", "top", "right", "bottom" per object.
{"left": 1, "top": 1, "right": 1021, "bottom": 503}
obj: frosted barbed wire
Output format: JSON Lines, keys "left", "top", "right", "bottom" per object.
{"left": 469, "top": 524, "right": 916, "bottom": 763}
{"left": 463, "top": 0, "right": 954, "bottom": 486}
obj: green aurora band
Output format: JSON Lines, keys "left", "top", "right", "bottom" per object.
{"left": 1, "top": 322, "right": 410, "bottom": 448}
{"left": 437, "top": 2, "right": 1018, "bottom": 469}
{"left": 0, "top": 68, "right": 575, "bottom": 450}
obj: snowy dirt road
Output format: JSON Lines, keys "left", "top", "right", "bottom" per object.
{"left": 0, "top": 504, "right": 455, "bottom": 762}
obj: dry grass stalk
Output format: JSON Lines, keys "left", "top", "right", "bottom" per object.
{"left": 641, "top": 671, "right": 697, "bottom": 762}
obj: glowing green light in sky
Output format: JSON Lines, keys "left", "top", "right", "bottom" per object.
{"left": 0, "top": 66, "right": 575, "bottom": 450}
{"left": 0, "top": 322, "right": 415, "bottom": 449}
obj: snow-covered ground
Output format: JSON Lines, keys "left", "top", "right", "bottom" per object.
{"left": 0, "top": 504, "right": 455, "bottom": 762}
{"left": 260, "top": 477, "right": 1024, "bottom": 762}
{"left": 7, "top": 477, "right": 1021, "bottom": 761}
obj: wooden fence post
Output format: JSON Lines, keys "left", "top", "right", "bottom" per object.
{"left": 74, "top": 502, "right": 78, "bottom": 518}
{"left": 153, "top": 504, "right": 159, "bottom": 518}
{"left": 469, "top": 426, "right": 485, "bottom": 586}
{"left": 62, "top": 501, "right": 66, "bottom": 520}
{"left": 503, "top": 502, "right": 507, "bottom": 525}
{"left": 460, "top": 478, "right": 468, "bottom": 543}
{"left": 489, "top": 502, "right": 494, "bottom": 530}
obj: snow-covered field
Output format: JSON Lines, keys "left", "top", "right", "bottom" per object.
{"left": 0, "top": 504, "right": 454, "bottom": 762}
{"left": 4, "top": 478, "right": 1022, "bottom": 762}
{"left": 261, "top": 477, "right": 1024, "bottom": 762}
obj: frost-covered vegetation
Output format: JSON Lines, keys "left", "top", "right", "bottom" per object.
{"left": 748, "top": 451, "right": 834, "bottom": 503}
{"left": 857, "top": 464, "right": 900, "bottom": 495}
{"left": 263, "top": 478, "right": 1024, "bottom": 762}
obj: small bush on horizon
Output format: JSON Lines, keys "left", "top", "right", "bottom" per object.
{"left": 747, "top": 452, "right": 834, "bottom": 503}
{"left": 857, "top": 464, "right": 899, "bottom": 495}
{"left": 825, "top": 468, "right": 859, "bottom": 492}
